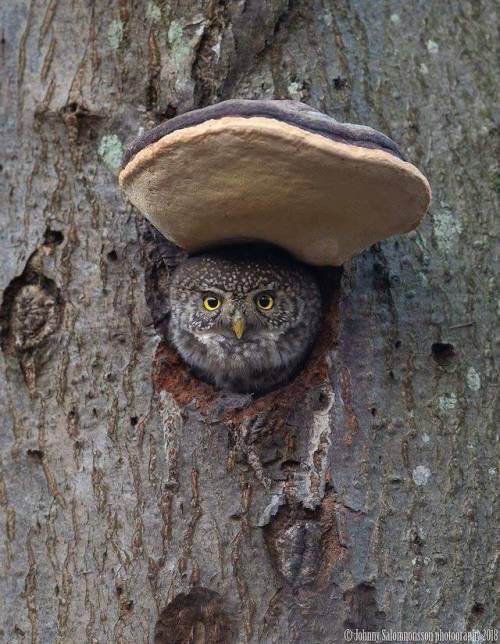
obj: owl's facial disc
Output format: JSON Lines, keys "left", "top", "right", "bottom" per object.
{"left": 168, "top": 245, "right": 323, "bottom": 393}
{"left": 202, "top": 287, "right": 282, "bottom": 342}
{"left": 194, "top": 284, "right": 281, "bottom": 342}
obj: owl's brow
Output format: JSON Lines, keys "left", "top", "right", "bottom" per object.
{"left": 172, "top": 285, "right": 226, "bottom": 295}
{"left": 172, "top": 283, "right": 278, "bottom": 294}
{"left": 249, "top": 283, "right": 276, "bottom": 293}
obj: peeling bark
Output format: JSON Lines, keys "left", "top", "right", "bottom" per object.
{"left": 1, "top": 1, "right": 498, "bottom": 643}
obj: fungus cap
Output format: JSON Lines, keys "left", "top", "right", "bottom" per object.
{"left": 119, "top": 99, "right": 431, "bottom": 266}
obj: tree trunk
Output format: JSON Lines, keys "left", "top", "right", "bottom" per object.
{"left": 1, "top": 1, "right": 498, "bottom": 643}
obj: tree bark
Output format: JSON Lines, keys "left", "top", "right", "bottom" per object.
{"left": 1, "top": 1, "right": 498, "bottom": 643}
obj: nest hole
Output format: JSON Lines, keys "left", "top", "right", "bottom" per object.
{"left": 144, "top": 231, "right": 342, "bottom": 421}
{"left": 153, "top": 264, "right": 341, "bottom": 425}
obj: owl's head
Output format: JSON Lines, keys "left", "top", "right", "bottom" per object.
{"left": 168, "top": 245, "right": 322, "bottom": 393}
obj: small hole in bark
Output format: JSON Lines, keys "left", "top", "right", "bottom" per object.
{"left": 43, "top": 228, "right": 64, "bottom": 246}
{"left": 471, "top": 602, "right": 485, "bottom": 615}
{"left": 394, "top": 340, "right": 401, "bottom": 349}
{"left": 431, "top": 342, "right": 455, "bottom": 365}
{"left": 27, "top": 449, "right": 44, "bottom": 461}
{"left": 318, "top": 391, "right": 328, "bottom": 404}
{"left": 107, "top": 250, "right": 118, "bottom": 262}
{"left": 280, "top": 459, "right": 301, "bottom": 470}
{"left": 63, "top": 102, "right": 78, "bottom": 113}
{"left": 371, "top": 407, "right": 377, "bottom": 416}
{"left": 333, "top": 76, "right": 348, "bottom": 90}
{"left": 130, "top": 416, "right": 138, "bottom": 426}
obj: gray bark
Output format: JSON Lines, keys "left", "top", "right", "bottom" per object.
{"left": 1, "top": 1, "right": 498, "bottom": 643}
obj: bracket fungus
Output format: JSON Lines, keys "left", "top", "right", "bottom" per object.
{"left": 119, "top": 99, "right": 430, "bottom": 266}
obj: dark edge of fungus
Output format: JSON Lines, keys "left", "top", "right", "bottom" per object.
{"left": 122, "top": 99, "right": 406, "bottom": 168}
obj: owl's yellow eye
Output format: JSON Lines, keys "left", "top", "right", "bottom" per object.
{"left": 256, "top": 293, "right": 274, "bottom": 310}
{"left": 203, "top": 294, "right": 222, "bottom": 311}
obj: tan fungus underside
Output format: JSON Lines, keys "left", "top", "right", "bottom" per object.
{"left": 119, "top": 117, "right": 431, "bottom": 266}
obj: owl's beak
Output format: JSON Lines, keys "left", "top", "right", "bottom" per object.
{"left": 231, "top": 312, "right": 245, "bottom": 339}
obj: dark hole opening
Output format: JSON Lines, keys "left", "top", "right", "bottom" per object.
{"left": 431, "top": 342, "right": 455, "bottom": 365}
{"left": 27, "top": 449, "right": 44, "bottom": 461}
{"left": 472, "top": 602, "right": 485, "bottom": 615}
{"left": 280, "top": 459, "right": 301, "bottom": 470}
{"left": 333, "top": 76, "right": 348, "bottom": 90}
{"left": 44, "top": 228, "right": 64, "bottom": 246}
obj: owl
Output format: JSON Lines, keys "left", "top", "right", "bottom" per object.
{"left": 168, "top": 245, "right": 322, "bottom": 394}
